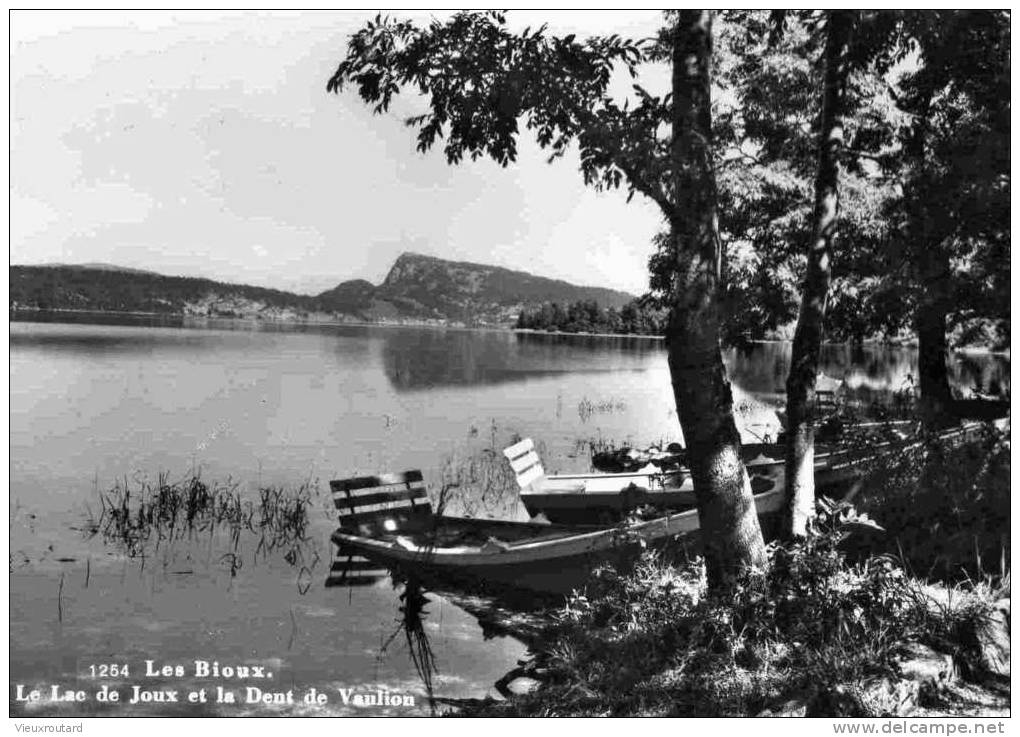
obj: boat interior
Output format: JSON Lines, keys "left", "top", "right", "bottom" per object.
{"left": 339, "top": 508, "right": 602, "bottom": 549}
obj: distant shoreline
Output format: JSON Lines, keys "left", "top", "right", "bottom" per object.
{"left": 9, "top": 308, "right": 662, "bottom": 340}
{"left": 8, "top": 307, "right": 528, "bottom": 335}
{"left": 9, "top": 308, "right": 1009, "bottom": 355}
{"left": 512, "top": 327, "right": 664, "bottom": 340}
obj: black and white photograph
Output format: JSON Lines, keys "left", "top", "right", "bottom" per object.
{"left": 9, "top": 9, "right": 1011, "bottom": 722}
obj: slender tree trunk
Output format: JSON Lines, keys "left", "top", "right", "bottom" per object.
{"left": 783, "top": 11, "right": 854, "bottom": 539}
{"left": 668, "top": 10, "right": 767, "bottom": 591}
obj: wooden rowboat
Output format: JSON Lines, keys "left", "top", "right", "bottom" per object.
{"left": 503, "top": 438, "right": 791, "bottom": 524}
{"left": 328, "top": 470, "right": 785, "bottom": 596}
{"left": 503, "top": 418, "right": 1007, "bottom": 525}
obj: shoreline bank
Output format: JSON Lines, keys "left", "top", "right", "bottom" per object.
{"left": 8, "top": 308, "right": 1010, "bottom": 355}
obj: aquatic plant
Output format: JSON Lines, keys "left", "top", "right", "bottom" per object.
{"left": 577, "top": 396, "right": 627, "bottom": 423}
{"left": 83, "top": 472, "right": 322, "bottom": 587}
{"left": 432, "top": 427, "right": 521, "bottom": 518}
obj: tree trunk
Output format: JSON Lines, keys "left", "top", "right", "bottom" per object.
{"left": 916, "top": 249, "right": 954, "bottom": 426}
{"left": 783, "top": 11, "right": 854, "bottom": 539}
{"left": 668, "top": 10, "right": 767, "bottom": 591}
{"left": 903, "top": 86, "right": 954, "bottom": 429}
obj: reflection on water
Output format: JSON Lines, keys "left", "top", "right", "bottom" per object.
{"left": 382, "top": 329, "right": 660, "bottom": 391}
{"left": 13, "top": 313, "right": 1007, "bottom": 401}
{"left": 376, "top": 329, "right": 1010, "bottom": 398}
{"left": 380, "top": 581, "right": 439, "bottom": 714}
{"left": 325, "top": 549, "right": 551, "bottom": 712}
{"left": 11, "top": 309, "right": 189, "bottom": 330}
{"left": 724, "top": 341, "right": 1009, "bottom": 402}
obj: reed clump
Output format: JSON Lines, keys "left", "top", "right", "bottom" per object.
{"left": 577, "top": 396, "right": 627, "bottom": 423}
{"left": 433, "top": 429, "right": 522, "bottom": 518}
{"left": 84, "top": 472, "right": 319, "bottom": 575}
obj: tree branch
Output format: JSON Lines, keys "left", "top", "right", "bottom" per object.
{"left": 617, "top": 160, "right": 674, "bottom": 218}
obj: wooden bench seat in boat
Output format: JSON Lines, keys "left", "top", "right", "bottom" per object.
{"left": 331, "top": 470, "right": 434, "bottom": 537}
{"left": 330, "top": 469, "right": 596, "bottom": 548}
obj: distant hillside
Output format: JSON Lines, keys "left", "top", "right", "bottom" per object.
{"left": 11, "top": 253, "right": 637, "bottom": 326}
{"left": 314, "top": 278, "right": 380, "bottom": 315}
{"left": 38, "top": 262, "right": 160, "bottom": 276}
{"left": 10, "top": 265, "right": 318, "bottom": 319}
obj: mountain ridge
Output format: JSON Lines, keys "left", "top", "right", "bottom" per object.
{"left": 11, "top": 252, "right": 638, "bottom": 326}
{"left": 36, "top": 262, "right": 160, "bottom": 276}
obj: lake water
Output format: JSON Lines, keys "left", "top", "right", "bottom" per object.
{"left": 9, "top": 315, "right": 1009, "bottom": 716}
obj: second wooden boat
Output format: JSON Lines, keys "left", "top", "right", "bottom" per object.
{"left": 503, "top": 438, "right": 792, "bottom": 524}
{"left": 503, "top": 419, "right": 1005, "bottom": 524}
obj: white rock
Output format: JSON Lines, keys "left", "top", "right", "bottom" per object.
{"left": 505, "top": 677, "right": 542, "bottom": 696}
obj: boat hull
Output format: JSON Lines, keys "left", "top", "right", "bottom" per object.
{"left": 522, "top": 419, "right": 1007, "bottom": 525}
{"left": 332, "top": 489, "right": 785, "bottom": 595}
{"left": 522, "top": 466, "right": 783, "bottom": 525}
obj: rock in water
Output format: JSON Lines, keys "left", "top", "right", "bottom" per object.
{"left": 505, "top": 677, "right": 541, "bottom": 696}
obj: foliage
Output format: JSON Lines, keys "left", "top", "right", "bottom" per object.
{"left": 467, "top": 498, "right": 996, "bottom": 717}
{"left": 328, "top": 12, "right": 674, "bottom": 213}
{"left": 645, "top": 10, "right": 1009, "bottom": 350}
{"left": 10, "top": 265, "right": 318, "bottom": 316}
{"left": 695, "top": 11, "right": 906, "bottom": 346}
{"left": 849, "top": 424, "right": 1011, "bottom": 586}
{"left": 889, "top": 12, "right": 1011, "bottom": 340}
{"left": 515, "top": 298, "right": 666, "bottom": 336}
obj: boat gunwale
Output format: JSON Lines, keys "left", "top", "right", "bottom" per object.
{"left": 531, "top": 419, "right": 1004, "bottom": 497}
{"left": 331, "top": 489, "right": 786, "bottom": 566}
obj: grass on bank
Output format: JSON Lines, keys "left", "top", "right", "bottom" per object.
{"left": 463, "top": 424, "right": 1010, "bottom": 717}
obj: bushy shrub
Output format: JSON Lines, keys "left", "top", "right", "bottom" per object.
{"left": 480, "top": 502, "right": 993, "bottom": 717}
{"left": 851, "top": 424, "right": 1010, "bottom": 586}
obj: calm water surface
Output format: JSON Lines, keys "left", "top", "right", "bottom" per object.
{"left": 9, "top": 315, "right": 1009, "bottom": 715}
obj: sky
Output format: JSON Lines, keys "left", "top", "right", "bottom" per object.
{"left": 10, "top": 10, "right": 671, "bottom": 296}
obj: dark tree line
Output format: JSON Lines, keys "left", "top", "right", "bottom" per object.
{"left": 515, "top": 299, "right": 666, "bottom": 336}
{"left": 9, "top": 266, "right": 317, "bottom": 315}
